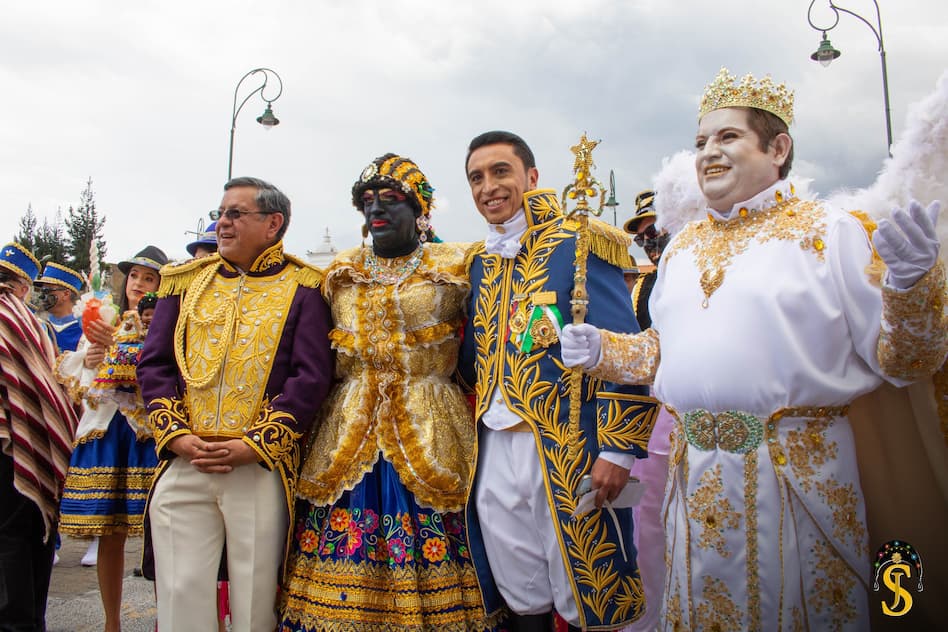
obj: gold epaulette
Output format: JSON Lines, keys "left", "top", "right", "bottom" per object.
{"left": 463, "top": 241, "right": 486, "bottom": 274}
{"left": 583, "top": 218, "right": 634, "bottom": 270}
{"left": 848, "top": 210, "right": 886, "bottom": 287}
{"left": 285, "top": 253, "right": 324, "bottom": 289}
{"left": 156, "top": 254, "right": 221, "bottom": 298}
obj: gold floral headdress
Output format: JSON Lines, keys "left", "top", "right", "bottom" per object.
{"left": 352, "top": 153, "right": 435, "bottom": 216}
{"left": 698, "top": 67, "right": 794, "bottom": 126}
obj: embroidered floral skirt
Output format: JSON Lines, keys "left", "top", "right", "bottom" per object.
{"left": 280, "top": 458, "right": 494, "bottom": 632}
{"left": 59, "top": 411, "right": 157, "bottom": 536}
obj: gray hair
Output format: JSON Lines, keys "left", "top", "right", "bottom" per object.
{"left": 224, "top": 177, "right": 291, "bottom": 240}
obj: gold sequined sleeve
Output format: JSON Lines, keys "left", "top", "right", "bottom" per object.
{"left": 587, "top": 327, "right": 660, "bottom": 386}
{"left": 878, "top": 261, "right": 948, "bottom": 381}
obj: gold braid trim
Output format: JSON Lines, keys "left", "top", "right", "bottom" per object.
{"left": 281, "top": 557, "right": 500, "bottom": 631}
{"left": 173, "top": 262, "right": 233, "bottom": 390}
{"left": 54, "top": 352, "right": 88, "bottom": 406}
{"left": 596, "top": 393, "right": 660, "bottom": 453}
{"left": 243, "top": 400, "right": 302, "bottom": 470}
{"left": 73, "top": 428, "right": 107, "bottom": 446}
{"left": 285, "top": 253, "right": 324, "bottom": 288}
{"left": 848, "top": 210, "right": 886, "bottom": 286}
{"left": 156, "top": 254, "right": 220, "bottom": 298}
{"left": 148, "top": 396, "right": 191, "bottom": 453}
{"left": 631, "top": 274, "right": 647, "bottom": 316}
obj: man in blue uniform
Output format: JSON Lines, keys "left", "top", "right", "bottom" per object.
{"left": 34, "top": 262, "right": 85, "bottom": 352}
{"left": 459, "top": 131, "right": 659, "bottom": 631}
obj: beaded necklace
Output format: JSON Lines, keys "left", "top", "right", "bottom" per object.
{"left": 363, "top": 245, "right": 424, "bottom": 285}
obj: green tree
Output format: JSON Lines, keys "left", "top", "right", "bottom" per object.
{"left": 13, "top": 204, "right": 69, "bottom": 266}
{"left": 14, "top": 204, "right": 38, "bottom": 251}
{"left": 65, "top": 178, "right": 107, "bottom": 273}
{"left": 34, "top": 211, "right": 69, "bottom": 266}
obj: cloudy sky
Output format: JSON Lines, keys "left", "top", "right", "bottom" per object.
{"left": 2, "top": 0, "right": 946, "bottom": 266}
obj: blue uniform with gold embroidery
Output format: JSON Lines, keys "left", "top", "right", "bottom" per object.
{"left": 459, "top": 190, "right": 659, "bottom": 629}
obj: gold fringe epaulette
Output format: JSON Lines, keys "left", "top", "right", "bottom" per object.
{"left": 463, "top": 241, "right": 486, "bottom": 275}
{"left": 562, "top": 217, "right": 634, "bottom": 270}
{"left": 285, "top": 253, "right": 324, "bottom": 289}
{"left": 848, "top": 210, "right": 886, "bottom": 287}
{"left": 156, "top": 254, "right": 221, "bottom": 297}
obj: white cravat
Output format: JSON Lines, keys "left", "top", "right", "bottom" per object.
{"left": 484, "top": 208, "right": 528, "bottom": 259}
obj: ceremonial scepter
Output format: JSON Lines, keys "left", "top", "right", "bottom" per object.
{"left": 561, "top": 134, "right": 606, "bottom": 466}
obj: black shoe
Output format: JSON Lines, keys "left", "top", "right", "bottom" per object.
{"left": 504, "top": 612, "right": 554, "bottom": 632}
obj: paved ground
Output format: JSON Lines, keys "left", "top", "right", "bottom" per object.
{"left": 46, "top": 534, "right": 156, "bottom": 632}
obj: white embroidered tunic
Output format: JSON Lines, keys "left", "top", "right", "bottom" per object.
{"left": 589, "top": 181, "right": 947, "bottom": 631}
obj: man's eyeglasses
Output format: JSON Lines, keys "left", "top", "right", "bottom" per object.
{"left": 209, "top": 208, "right": 274, "bottom": 221}
{"left": 633, "top": 224, "right": 660, "bottom": 247}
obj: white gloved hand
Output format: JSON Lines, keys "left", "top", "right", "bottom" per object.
{"left": 560, "top": 323, "right": 602, "bottom": 370}
{"left": 873, "top": 200, "right": 941, "bottom": 290}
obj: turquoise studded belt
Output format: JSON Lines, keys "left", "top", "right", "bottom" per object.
{"left": 679, "top": 406, "right": 850, "bottom": 454}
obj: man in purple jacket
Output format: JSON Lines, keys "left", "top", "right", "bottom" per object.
{"left": 138, "top": 177, "right": 333, "bottom": 632}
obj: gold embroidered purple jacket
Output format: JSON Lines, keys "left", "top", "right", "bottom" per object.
{"left": 138, "top": 242, "right": 333, "bottom": 518}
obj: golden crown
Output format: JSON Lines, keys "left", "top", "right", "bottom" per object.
{"left": 698, "top": 67, "right": 794, "bottom": 126}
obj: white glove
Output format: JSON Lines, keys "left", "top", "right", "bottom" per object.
{"left": 873, "top": 200, "right": 941, "bottom": 290}
{"left": 560, "top": 323, "right": 602, "bottom": 370}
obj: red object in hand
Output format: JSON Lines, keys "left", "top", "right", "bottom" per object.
{"left": 82, "top": 297, "right": 103, "bottom": 333}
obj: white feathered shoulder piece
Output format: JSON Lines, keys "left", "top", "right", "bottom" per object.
{"left": 827, "top": 70, "right": 948, "bottom": 264}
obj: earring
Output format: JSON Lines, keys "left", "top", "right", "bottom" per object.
{"left": 416, "top": 215, "right": 430, "bottom": 243}
{"left": 361, "top": 223, "right": 369, "bottom": 248}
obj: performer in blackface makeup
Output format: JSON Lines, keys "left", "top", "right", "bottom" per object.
{"left": 561, "top": 68, "right": 947, "bottom": 630}
{"left": 280, "top": 153, "right": 494, "bottom": 631}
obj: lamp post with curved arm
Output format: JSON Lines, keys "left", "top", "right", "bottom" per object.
{"left": 227, "top": 67, "right": 283, "bottom": 180}
{"left": 807, "top": 0, "right": 892, "bottom": 156}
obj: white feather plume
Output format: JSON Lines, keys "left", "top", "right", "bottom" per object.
{"left": 652, "top": 150, "right": 703, "bottom": 236}
{"left": 826, "top": 70, "right": 948, "bottom": 264}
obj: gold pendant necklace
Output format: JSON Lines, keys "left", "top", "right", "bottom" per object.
{"left": 699, "top": 269, "right": 725, "bottom": 308}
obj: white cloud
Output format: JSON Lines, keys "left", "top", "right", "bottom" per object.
{"left": 1, "top": 0, "right": 946, "bottom": 263}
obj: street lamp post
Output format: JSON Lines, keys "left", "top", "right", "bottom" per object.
{"left": 603, "top": 170, "right": 620, "bottom": 226}
{"left": 807, "top": 0, "right": 893, "bottom": 156}
{"left": 227, "top": 67, "right": 283, "bottom": 181}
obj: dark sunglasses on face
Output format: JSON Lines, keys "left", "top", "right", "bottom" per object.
{"left": 633, "top": 224, "right": 660, "bottom": 247}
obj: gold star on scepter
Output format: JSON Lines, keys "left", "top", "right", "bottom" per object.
{"left": 570, "top": 133, "right": 599, "bottom": 177}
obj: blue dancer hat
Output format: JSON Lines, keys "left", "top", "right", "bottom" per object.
{"left": 36, "top": 262, "right": 85, "bottom": 295}
{"left": 186, "top": 221, "right": 218, "bottom": 256}
{"left": 0, "top": 242, "right": 41, "bottom": 282}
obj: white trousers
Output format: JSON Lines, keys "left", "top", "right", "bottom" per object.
{"left": 150, "top": 457, "right": 288, "bottom": 632}
{"left": 475, "top": 428, "right": 579, "bottom": 625}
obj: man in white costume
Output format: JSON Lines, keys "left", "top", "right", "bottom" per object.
{"left": 561, "top": 68, "right": 947, "bottom": 630}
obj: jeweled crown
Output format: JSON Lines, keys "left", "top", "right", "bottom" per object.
{"left": 698, "top": 67, "right": 794, "bottom": 126}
